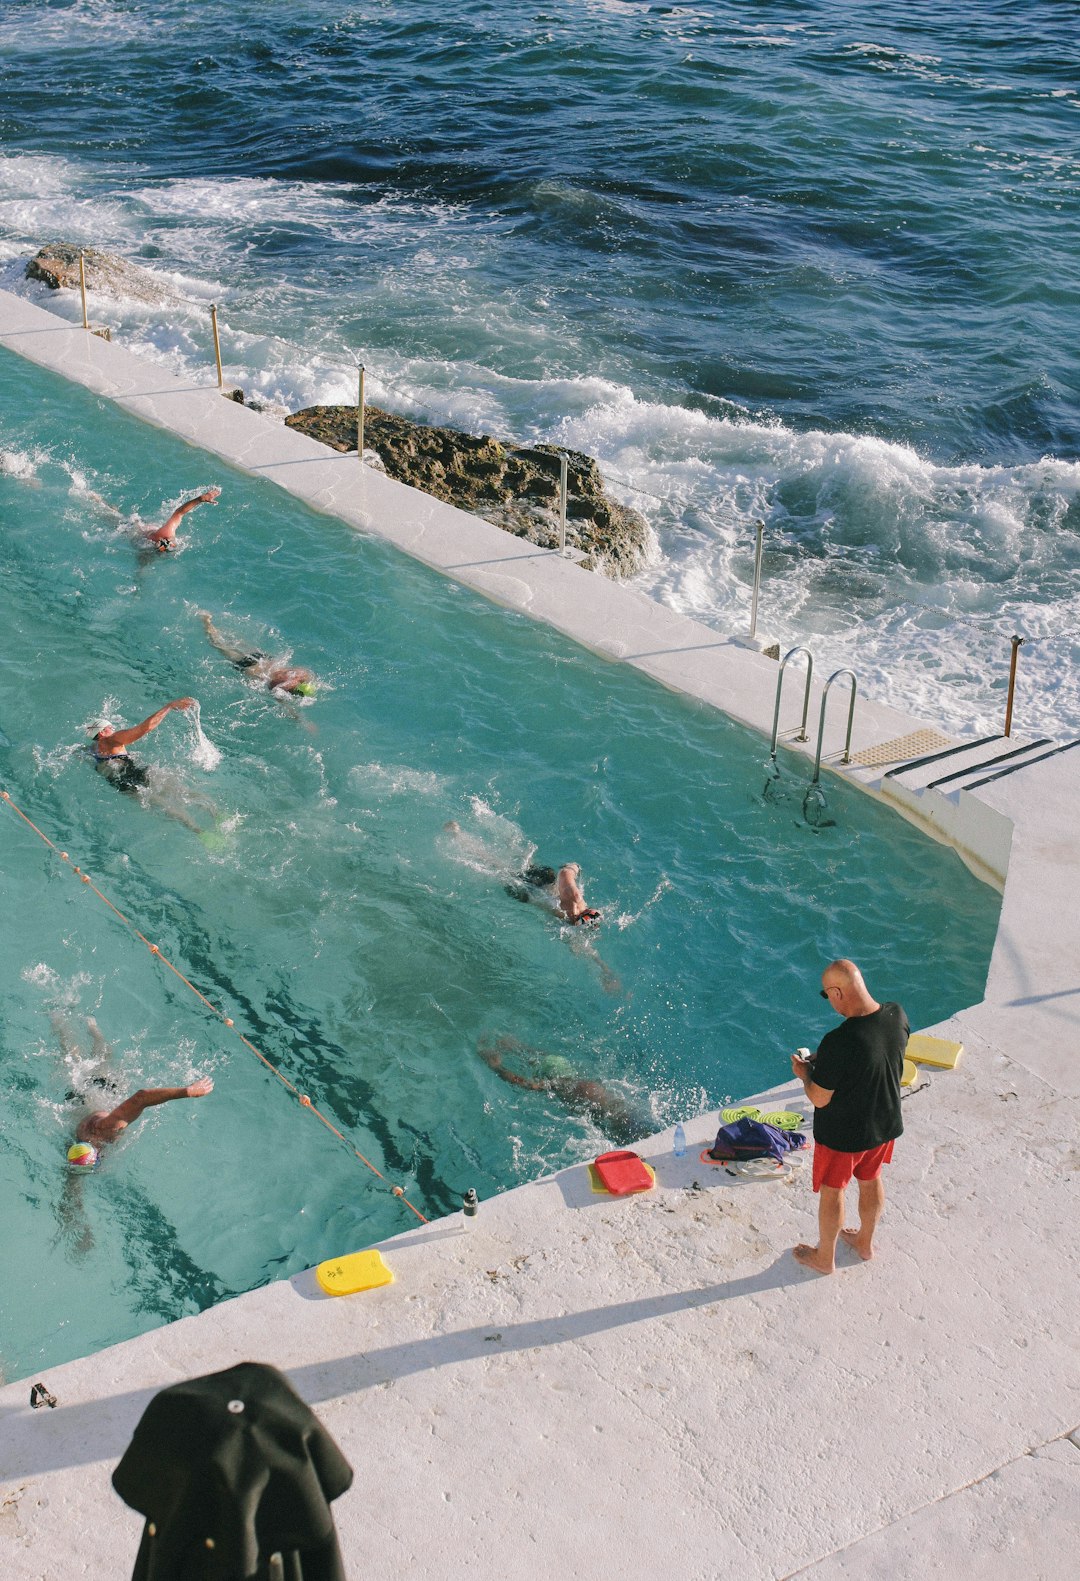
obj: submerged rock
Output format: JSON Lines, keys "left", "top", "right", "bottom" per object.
{"left": 26, "top": 244, "right": 181, "bottom": 308}
{"left": 285, "top": 404, "right": 654, "bottom": 578}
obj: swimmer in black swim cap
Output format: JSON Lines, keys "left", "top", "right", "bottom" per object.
{"left": 556, "top": 862, "right": 601, "bottom": 924}
{"left": 142, "top": 486, "right": 220, "bottom": 553}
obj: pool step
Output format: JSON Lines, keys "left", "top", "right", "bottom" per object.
{"left": 872, "top": 733, "right": 1077, "bottom": 889}
{"left": 882, "top": 733, "right": 1053, "bottom": 794}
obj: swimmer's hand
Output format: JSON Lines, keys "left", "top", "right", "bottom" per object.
{"left": 202, "top": 487, "right": 221, "bottom": 504}
{"left": 186, "top": 1077, "right": 214, "bottom": 1098}
{"left": 170, "top": 697, "right": 195, "bottom": 712}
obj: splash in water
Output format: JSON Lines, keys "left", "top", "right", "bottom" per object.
{"left": 182, "top": 700, "right": 221, "bottom": 771}
{"left": 616, "top": 876, "right": 673, "bottom": 930}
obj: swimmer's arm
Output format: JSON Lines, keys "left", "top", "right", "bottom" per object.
{"left": 103, "top": 1077, "right": 215, "bottom": 1126}
{"left": 147, "top": 487, "right": 220, "bottom": 541}
{"left": 477, "top": 1043, "right": 547, "bottom": 1091}
{"left": 108, "top": 697, "right": 194, "bottom": 747}
{"left": 199, "top": 611, "right": 246, "bottom": 661}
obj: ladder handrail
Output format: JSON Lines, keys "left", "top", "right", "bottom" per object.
{"left": 811, "top": 668, "right": 858, "bottom": 785}
{"left": 769, "top": 646, "right": 814, "bottom": 760}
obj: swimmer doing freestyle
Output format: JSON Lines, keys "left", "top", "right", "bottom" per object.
{"left": 199, "top": 612, "right": 317, "bottom": 700}
{"left": 499, "top": 855, "right": 599, "bottom": 923}
{"left": 90, "top": 697, "right": 217, "bottom": 833}
{"left": 479, "top": 1035, "right": 643, "bottom": 1146}
{"left": 142, "top": 486, "right": 220, "bottom": 553}
{"left": 90, "top": 696, "right": 194, "bottom": 793}
{"left": 51, "top": 1013, "right": 214, "bottom": 1158}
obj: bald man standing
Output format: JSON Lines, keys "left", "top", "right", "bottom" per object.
{"left": 790, "top": 959, "right": 908, "bottom": 1275}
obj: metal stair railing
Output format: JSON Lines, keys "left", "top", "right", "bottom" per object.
{"left": 810, "top": 668, "right": 858, "bottom": 786}
{"left": 768, "top": 646, "right": 813, "bottom": 765}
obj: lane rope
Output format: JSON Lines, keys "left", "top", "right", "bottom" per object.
{"left": 1, "top": 787, "right": 428, "bottom": 1224}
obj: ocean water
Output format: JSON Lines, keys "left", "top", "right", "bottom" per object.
{"left": 0, "top": 0, "right": 1077, "bottom": 738}
{"left": 0, "top": 342, "right": 999, "bottom": 1381}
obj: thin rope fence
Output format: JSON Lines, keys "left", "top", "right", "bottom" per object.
{"left": 1, "top": 787, "right": 429, "bottom": 1225}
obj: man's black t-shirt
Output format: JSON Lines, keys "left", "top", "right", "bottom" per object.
{"left": 811, "top": 1002, "right": 909, "bottom": 1153}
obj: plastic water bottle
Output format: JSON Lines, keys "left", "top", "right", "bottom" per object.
{"left": 462, "top": 1188, "right": 478, "bottom": 1231}
{"left": 673, "top": 1123, "right": 686, "bottom": 1158}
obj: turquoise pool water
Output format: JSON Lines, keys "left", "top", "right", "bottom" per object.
{"left": 0, "top": 347, "right": 999, "bottom": 1381}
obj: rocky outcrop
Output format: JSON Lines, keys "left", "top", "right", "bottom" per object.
{"left": 285, "top": 404, "right": 653, "bottom": 577}
{"left": 26, "top": 244, "right": 180, "bottom": 308}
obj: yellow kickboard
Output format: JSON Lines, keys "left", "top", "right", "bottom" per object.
{"left": 901, "top": 1058, "right": 917, "bottom": 1088}
{"left": 316, "top": 1248, "right": 394, "bottom": 1297}
{"left": 907, "top": 1034, "right": 964, "bottom": 1070}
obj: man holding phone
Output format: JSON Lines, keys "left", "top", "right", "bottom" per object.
{"left": 790, "top": 959, "right": 908, "bottom": 1275}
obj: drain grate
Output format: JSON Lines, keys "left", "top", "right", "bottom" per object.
{"left": 850, "top": 729, "right": 953, "bottom": 768}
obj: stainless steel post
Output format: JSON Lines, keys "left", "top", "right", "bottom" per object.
{"left": 79, "top": 252, "right": 89, "bottom": 330}
{"left": 559, "top": 453, "right": 568, "bottom": 553}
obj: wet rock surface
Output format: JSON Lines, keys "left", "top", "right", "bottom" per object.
{"left": 286, "top": 404, "right": 653, "bottom": 577}
{"left": 26, "top": 244, "right": 181, "bottom": 308}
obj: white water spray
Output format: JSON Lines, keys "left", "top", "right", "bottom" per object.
{"left": 183, "top": 699, "right": 221, "bottom": 771}
{"left": 616, "top": 876, "right": 674, "bottom": 930}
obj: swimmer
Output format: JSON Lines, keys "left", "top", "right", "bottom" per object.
{"left": 199, "top": 612, "right": 318, "bottom": 701}
{"left": 50, "top": 1014, "right": 213, "bottom": 1251}
{"left": 89, "top": 697, "right": 215, "bottom": 833}
{"left": 143, "top": 486, "right": 220, "bottom": 554}
{"left": 478, "top": 1035, "right": 643, "bottom": 1146}
{"left": 52, "top": 1009, "right": 214, "bottom": 1151}
{"left": 91, "top": 697, "right": 193, "bottom": 785}
{"left": 75, "top": 1075, "right": 214, "bottom": 1149}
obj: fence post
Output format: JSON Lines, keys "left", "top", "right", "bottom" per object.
{"left": 558, "top": 453, "right": 568, "bottom": 553}
{"left": 78, "top": 251, "right": 89, "bottom": 330}
{"left": 749, "top": 519, "right": 764, "bottom": 639}
{"left": 357, "top": 363, "right": 365, "bottom": 460}
{"left": 209, "top": 304, "right": 224, "bottom": 389}
{"left": 1003, "top": 634, "right": 1025, "bottom": 737}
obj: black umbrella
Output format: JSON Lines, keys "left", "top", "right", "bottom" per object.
{"left": 113, "top": 1361, "right": 353, "bottom": 1581}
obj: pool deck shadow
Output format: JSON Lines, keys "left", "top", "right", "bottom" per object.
{"left": 1, "top": 289, "right": 1078, "bottom": 1580}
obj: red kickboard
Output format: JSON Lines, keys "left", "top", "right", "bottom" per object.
{"left": 593, "top": 1149, "right": 654, "bottom": 1196}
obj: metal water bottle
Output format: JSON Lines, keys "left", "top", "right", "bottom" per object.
{"left": 462, "top": 1187, "right": 478, "bottom": 1230}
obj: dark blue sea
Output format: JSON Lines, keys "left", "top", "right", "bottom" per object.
{"left": 2, "top": 0, "right": 1078, "bottom": 730}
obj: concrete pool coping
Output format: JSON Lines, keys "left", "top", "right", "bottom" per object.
{"left": 1, "top": 290, "right": 1077, "bottom": 1579}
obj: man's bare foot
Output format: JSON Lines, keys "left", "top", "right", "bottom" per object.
{"left": 839, "top": 1228, "right": 874, "bottom": 1261}
{"left": 792, "top": 1243, "right": 835, "bottom": 1275}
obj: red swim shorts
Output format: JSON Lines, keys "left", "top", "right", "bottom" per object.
{"left": 812, "top": 1140, "right": 895, "bottom": 1192}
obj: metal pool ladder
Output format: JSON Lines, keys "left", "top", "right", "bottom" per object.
{"left": 768, "top": 645, "right": 814, "bottom": 764}
{"left": 803, "top": 668, "right": 858, "bottom": 824}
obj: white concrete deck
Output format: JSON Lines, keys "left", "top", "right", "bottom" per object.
{"left": 1, "top": 291, "right": 1078, "bottom": 1580}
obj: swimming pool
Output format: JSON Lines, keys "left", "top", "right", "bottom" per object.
{"left": 0, "top": 346, "right": 999, "bottom": 1381}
